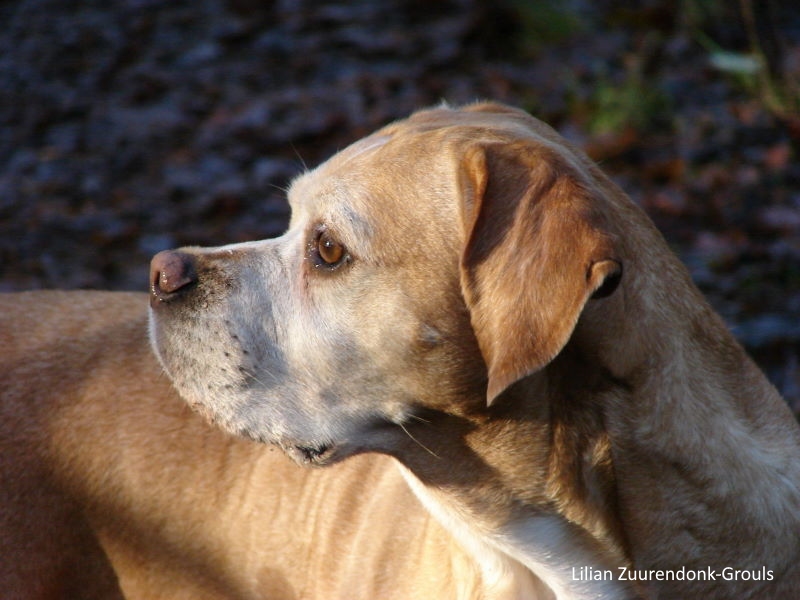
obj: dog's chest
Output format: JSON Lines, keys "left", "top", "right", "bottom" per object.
{"left": 395, "top": 463, "right": 551, "bottom": 599}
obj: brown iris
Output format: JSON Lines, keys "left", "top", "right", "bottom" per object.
{"left": 317, "top": 230, "right": 345, "bottom": 266}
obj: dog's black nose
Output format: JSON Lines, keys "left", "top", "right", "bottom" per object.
{"left": 150, "top": 250, "right": 198, "bottom": 303}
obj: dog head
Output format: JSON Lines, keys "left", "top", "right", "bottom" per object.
{"left": 148, "top": 103, "right": 624, "bottom": 465}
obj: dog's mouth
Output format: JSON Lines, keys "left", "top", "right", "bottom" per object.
{"left": 283, "top": 442, "right": 338, "bottom": 467}
{"left": 277, "top": 417, "right": 401, "bottom": 467}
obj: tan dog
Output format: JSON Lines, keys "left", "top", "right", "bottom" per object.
{"left": 146, "top": 102, "right": 800, "bottom": 599}
{"left": 1, "top": 291, "right": 502, "bottom": 599}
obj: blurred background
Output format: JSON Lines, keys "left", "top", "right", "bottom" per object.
{"left": 0, "top": 0, "right": 798, "bottom": 412}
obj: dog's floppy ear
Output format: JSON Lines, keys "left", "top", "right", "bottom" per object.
{"left": 459, "top": 141, "right": 622, "bottom": 406}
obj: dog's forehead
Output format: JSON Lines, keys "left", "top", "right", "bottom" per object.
{"left": 285, "top": 103, "right": 552, "bottom": 231}
{"left": 291, "top": 103, "right": 536, "bottom": 182}
{"left": 287, "top": 133, "right": 442, "bottom": 232}
{"left": 288, "top": 133, "right": 391, "bottom": 213}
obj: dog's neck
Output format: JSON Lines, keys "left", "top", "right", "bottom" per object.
{"left": 564, "top": 276, "right": 800, "bottom": 588}
{"left": 391, "top": 379, "right": 638, "bottom": 599}
{"left": 392, "top": 277, "right": 800, "bottom": 597}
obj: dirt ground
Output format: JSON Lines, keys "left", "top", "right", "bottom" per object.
{"left": 1, "top": 0, "right": 798, "bottom": 410}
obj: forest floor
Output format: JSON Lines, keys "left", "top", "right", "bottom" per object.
{"left": 1, "top": 0, "right": 798, "bottom": 410}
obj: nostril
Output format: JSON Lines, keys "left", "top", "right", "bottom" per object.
{"left": 150, "top": 250, "right": 198, "bottom": 302}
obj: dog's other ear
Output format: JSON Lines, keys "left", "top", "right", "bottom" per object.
{"left": 459, "top": 141, "right": 622, "bottom": 406}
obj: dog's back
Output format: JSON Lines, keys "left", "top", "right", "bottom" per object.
{"left": 0, "top": 291, "right": 482, "bottom": 600}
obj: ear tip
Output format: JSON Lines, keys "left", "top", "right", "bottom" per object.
{"left": 485, "top": 360, "right": 546, "bottom": 407}
{"left": 485, "top": 380, "right": 504, "bottom": 407}
{"left": 589, "top": 258, "right": 623, "bottom": 299}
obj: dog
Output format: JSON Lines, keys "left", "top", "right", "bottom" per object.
{"left": 1, "top": 291, "right": 501, "bottom": 600}
{"left": 146, "top": 102, "right": 800, "bottom": 599}
{"left": 3, "top": 102, "right": 799, "bottom": 600}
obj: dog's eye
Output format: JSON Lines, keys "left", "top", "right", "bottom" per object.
{"left": 319, "top": 234, "right": 343, "bottom": 264}
{"left": 314, "top": 230, "right": 347, "bottom": 268}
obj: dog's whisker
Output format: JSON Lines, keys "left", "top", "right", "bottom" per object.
{"left": 406, "top": 413, "right": 432, "bottom": 425}
{"left": 398, "top": 422, "right": 439, "bottom": 459}
{"left": 267, "top": 182, "right": 291, "bottom": 195}
{"left": 289, "top": 142, "right": 309, "bottom": 173}
{"left": 239, "top": 366, "right": 278, "bottom": 388}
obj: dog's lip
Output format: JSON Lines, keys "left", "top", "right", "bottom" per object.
{"left": 282, "top": 441, "right": 339, "bottom": 466}
{"left": 278, "top": 418, "right": 396, "bottom": 467}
